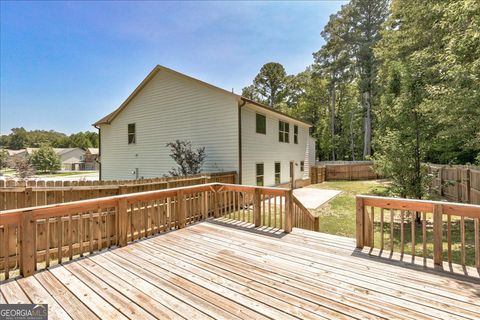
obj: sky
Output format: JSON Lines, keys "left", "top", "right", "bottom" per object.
{"left": 0, "top": 1, "right": 346, "bottom": 134}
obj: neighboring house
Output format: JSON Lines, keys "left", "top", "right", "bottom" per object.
{"left": 94, "top": 65, "right": 315, "bottom": 186}
{"left": 5, "top": 149, "right": 28, "bottom": 161}
{"left": 24, "top": 148, "right": 86, "bottom": 171}
{"left": 84, "top": 148, "right": 99, "bottom": 170}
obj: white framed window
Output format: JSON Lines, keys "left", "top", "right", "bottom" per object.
{"left": 256, "top": 163, "right": 264, "bottom": 186}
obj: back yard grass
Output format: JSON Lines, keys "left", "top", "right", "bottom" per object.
{"left": 310, "top": 180, "right": 389, "bottom": 237}
{"left": 310, "top": 180, "right": 477, "bottom": 266}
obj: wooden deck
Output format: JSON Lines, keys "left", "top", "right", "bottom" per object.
{"left": 2, "top": 220, "right": 480, "bottom": 320}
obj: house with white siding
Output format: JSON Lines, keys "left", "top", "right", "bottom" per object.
{"left": 94, "top": 65, "right": 315, "bottom": 187}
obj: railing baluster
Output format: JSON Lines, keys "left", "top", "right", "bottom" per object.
{"left": 400, "top": 210, "right": 404, "bottom": 256}
{"left": 447, "top": 214, "right": 452, "bottom": 263}
{"left": 46, "top": 218, "right": 50, "bottom": 267}
{"left": 4, "top": 225, "right": 9, "bottom": 279}
{"left": 58, "top": 216, "right": 63, "bottom": 263}
{"left": 475, "top": 218, "right": 480, "bottom": 267}
{"left": 79, "top": 213, "right": 84, "bottom": 255}
{"left": 68, "top": 213, "right": 73, "bottom": 261}
{"left": 460, "top": 216, "right": 465, "bottom": 265}
{"left": 411, "top": 211, "right": 415, "bottom": 258}
{"left": 274, "top": 196, "right": 277, "bottom": 228}
{"left": 98, "top": 208, "right": 102, "bottom": 251}
{"left": 370, "top": 206, "right": 374, "bottom": 248}
{"left": 380, "top": 208, "right": 384, "bottom": 250}
{"left": 390, "top": 209, "right": 394, "bottom": 252}
{"left": 89, "top": 211, "right": 94, "bottom": 253}
{"left": 422, "top": 212, "right": 426, "bottom": 259}
{"left": 280, "top": 195, "right": 283, "bottom": 229}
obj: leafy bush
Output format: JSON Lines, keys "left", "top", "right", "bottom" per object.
{"left": 11, "top": 157, "right": 34, "bottom": 178}
{"left": 166, "top": 140, "right": 206, "bottom": 177}
{"left": 31, "top": 145, "right": 61, "bottom": 173}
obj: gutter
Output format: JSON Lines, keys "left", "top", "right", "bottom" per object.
{"left": 238, "top": 99, "right": 247, "bottom": 184}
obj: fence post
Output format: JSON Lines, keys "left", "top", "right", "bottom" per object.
{"left": 178, "top": 190, "right": 186, "bottom": 228}
{"left": 466, "top": 169, "right": 471, "bottom": 204}
{"left": 439, "top": 167, "right": 444, "bottom": 196}
{"left": 20, "top": 210, "right": 35, "bottom": 277}
{"left": 433, "top": 204, "right": 443, "bottom": 265}
{"left": 253, "top": 188, "right": 262, "bottom": 227}
{"left": 456, "top": 168, "right": 462, "bottom": 202}
{"left": 284, "top": 190, "right": 293, "bottom": 233}
{"left": 356, "top": 197, "right": 365, "bottom": 248}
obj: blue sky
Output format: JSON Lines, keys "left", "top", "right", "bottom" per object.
{"left": 1, "top": 1, "right": 345, "bottom": 134}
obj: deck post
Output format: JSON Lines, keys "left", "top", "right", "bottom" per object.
{"left": 253, "top": 188, "right": 261, "bottom": 227}
{"left": 20, "top": 210, "right": 35, "bottom": 277}
{"left": 284, "top": 190, "right": 293, "bottom": 233}
{"left": 118, "top": 185, "right": 128, "bottom": 247}
{"left": 433, "top": 204, "right": 443, "bottom": 265}
{"left": 356, "top": 197, "right": 365, "bottom": 248}
{"left": 178, "top": 190, "right": 186, "bottom": 228}
{"left": 314, "top": 216, "right": 320, "bottom": 232}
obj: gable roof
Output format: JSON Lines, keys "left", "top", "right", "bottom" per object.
{"left": 86, "top": 147, "right": 99, "bottom": 155}
{"left": 93, "top": 64, "right": 312, "bottom": 127}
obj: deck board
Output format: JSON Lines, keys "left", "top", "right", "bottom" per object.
{"left": 4, "top": 220, "right": 480, "bottom": 320}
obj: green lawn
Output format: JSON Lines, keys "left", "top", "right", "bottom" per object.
{"left": 35, "top": 171, "right": 97, "bottom": 177}
{"left": 309, "top": 180, "right": 476, "bottom": 266}
{"left": 309, "top": 180, "right": 389, "bottom": 238}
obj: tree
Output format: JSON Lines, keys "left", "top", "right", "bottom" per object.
{"left": 242, "top": 62, "right": 288, "bottom": 108}
{"left": 30, "top": 145, "right": 61, "bottom": 173}
{"left": 11, "top": 157, "right": 34, "bottom": 178}
{"left": 0, "top": 150, "right": 8, "bottom": 171}
{"left": 313, "top": 0, "right": 389, "bottom": 160}
{"left": 8, "top": 128, "right": 28, "bottom": 149}
{"left": 166, "top": 140, "right": 206, "bottom": 177}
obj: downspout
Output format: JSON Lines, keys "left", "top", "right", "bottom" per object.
{"left": 94, "top": 125, "right": 102, "bottom": 180}
{"left": 238, "top": 99, "right": 247, "bottom": 185}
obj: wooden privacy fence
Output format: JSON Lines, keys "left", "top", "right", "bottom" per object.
{"left": 0, "top": 182, "right": 317, "bottom": 279}
{"left": 0, "top": 171, "right": 237, "bottom": 211}
{"left": 356, "top": 195, "right": 480, "bottom": 267}
{"left": 310, "top": 166, "right": 326, "bottom": 184}
{"left": 310, "top": 161, "right": 377, "bottom": 183}
{"left": 428, "top": 165, "right": 480, "bottom": 204}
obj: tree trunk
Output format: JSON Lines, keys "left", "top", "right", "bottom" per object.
{"left": 350, "top": 110, "right": 356, "bottom": 161}
{"left": 363, "top": 91, "right": 372, "bottom": 158}
{"left": 331, "top": 82, "right": 336, "bottom": 161}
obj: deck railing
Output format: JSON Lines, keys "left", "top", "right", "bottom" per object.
{"left": 356, "top": 195, "right": 480, "bottom": 267}
{"left": 293, "top": 196, "right": 319, "bottom": 231}
{"left": 0, "top": 183, "right": 317, "bottom": 279}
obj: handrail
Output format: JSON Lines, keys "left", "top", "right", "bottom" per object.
{"left": 292, "top": 195, "right": 319, "bottom": 231}
{"left": 356, "top": 195, "right": 480, "bottom": 267}
{"left": 0, "top": 182, "right": 296, "bottom": 279}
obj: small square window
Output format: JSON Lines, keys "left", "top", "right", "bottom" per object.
{"left": 128, "top": 123, "right": 136, "bottom": 144}
{"left": 256, "top": 113, "right": 266, "bottom": 134}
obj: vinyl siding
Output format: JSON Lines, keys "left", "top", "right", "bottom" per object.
{"left": 241, "top": 105, "right": 312, "bottom": 186}
{"left": 100, "top": 70, "right": 239, "bottom": 180}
